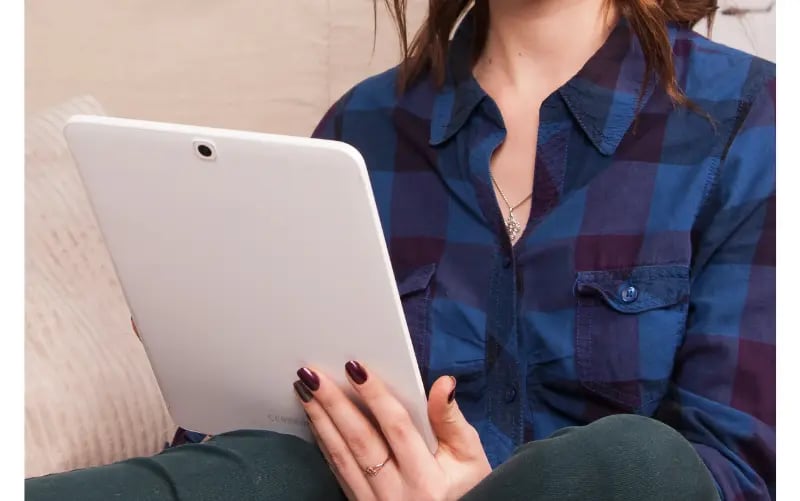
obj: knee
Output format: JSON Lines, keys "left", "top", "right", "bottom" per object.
{"left": 525, "top": 415, "right": 719, "bottom": 500}
{"left": 588, "top": 413, "right": 680, "bottom": 441}
{"left": 582, "top": 414, "right": 696, "bottom": 464}
{"left": 583, "top": 415, "right": 719, "bottom": 499}
{"left": 544, "top": 414, "right": 681, "bottom": 452}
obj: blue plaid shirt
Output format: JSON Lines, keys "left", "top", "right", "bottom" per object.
{"left": 312, "top": 14, "right": 775, "bottom": 500}
{"left": 175, "top": 14, "right": 775, "bottom": 500}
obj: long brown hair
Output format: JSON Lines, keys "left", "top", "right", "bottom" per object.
{"left": 381, "top": 0, "right": 718, "bottom": 107}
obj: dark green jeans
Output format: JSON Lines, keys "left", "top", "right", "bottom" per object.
{"left": 26, "top": 415, "right": 719, "bottom": 500}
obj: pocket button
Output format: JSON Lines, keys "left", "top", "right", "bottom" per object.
{"left": 620, "top": 285, "right": 639, "bottom": 303}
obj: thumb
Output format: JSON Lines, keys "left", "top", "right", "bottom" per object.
{"left": 428, "top": 376, "right": 482, "bottom": 458}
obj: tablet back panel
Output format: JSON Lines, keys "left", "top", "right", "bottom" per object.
{"left": 64, "top": 115, "right": 435, "bottom": 450}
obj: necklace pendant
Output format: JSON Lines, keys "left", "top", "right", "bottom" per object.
{"left": 505, "top": 212, "right": 521, "bottom": 242}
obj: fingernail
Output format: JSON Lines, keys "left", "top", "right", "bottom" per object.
{"left": 345, "top": 360, "right": 368, "bottom": 385}
{"left": 293, "top": 380, "right": 314, "bottom": 403}
{"left": 448, "top": 376, "right": 457, "bottom": 403}
{"left": 297, "top": 367, "right": 320, "bottom": 391}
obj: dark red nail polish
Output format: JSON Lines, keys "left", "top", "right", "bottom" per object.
{"left": 448, "top": 376, "right": 457, "bottom": 403}
{"left": 345, "top": 360, "right": 368, "bottom": 384}
{"left": 293, "top": 380, "right": 314, "bottom": 403}
{"left": 297, "top": 367, "right": 320, "bottom": 391}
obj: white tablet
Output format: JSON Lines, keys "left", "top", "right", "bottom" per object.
{"left": 63, "top": 115, "right": 436, "bottom": 451}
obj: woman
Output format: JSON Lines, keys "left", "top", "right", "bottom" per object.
{"left": 27, "top": 0, "right": 774, "bottom": 499}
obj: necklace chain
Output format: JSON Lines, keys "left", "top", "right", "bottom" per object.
{"left": 490, "top": 173, "right": 533, "bottom": 243}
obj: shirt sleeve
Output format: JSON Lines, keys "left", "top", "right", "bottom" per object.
{"left": 310, "top": 90, "right": 354, "bottom": 141}
{"left": 655, "top": 73, "right": 776, "bottom": 500}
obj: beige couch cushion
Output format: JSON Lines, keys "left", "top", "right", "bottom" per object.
{"left": 25, "top": 0, "right": 427, "bottom": 135}
{"left": 25, "top": 96, "right": 174, "bottom": 478}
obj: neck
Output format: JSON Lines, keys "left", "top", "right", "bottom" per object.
{"left": 475, "top": 0, "right": 616, "bottom": 98}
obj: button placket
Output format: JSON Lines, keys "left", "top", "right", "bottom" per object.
{"left": 484, "top": 249, "right": 524, "bottom": 453}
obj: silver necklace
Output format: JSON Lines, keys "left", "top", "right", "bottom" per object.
{"left": 490, "top": 173, "right": 533, "bottom": 243}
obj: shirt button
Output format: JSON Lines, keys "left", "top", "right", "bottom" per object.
{"left": 504, "top": 385, "right": 517, "bottom": 403}
{"left": 620, "top": 285, "right": 639, "bottom": 303}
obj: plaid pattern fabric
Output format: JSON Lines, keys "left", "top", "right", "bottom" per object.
{"left": 172, "top": 13, "right": 775, "bottom": 500}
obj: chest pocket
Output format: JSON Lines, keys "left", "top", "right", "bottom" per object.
{"left": 397, "top": 263, "right": 437, "bottom": 385}
{"left": 574, "top": 265, "right": 690, "bottom": 413}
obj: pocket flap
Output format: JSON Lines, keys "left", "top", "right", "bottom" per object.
{"left": 574, "top": 265, "right": 690, "bottom": 314}
{"left": 397, "top": 263, "right": 437, "bottom": 297}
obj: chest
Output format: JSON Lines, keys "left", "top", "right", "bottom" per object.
{"left": 488, "top": 106, "right": 540, "bottom": 240}
{"left": 379, "top": 102, "right": 713, "bottom": 360}
{"left": 379, "top": 102, "right": 712, "bottom": 273}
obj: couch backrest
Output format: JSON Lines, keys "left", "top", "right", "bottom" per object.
{"left": 25, "top": 0, "right": 427, "bottom": 135}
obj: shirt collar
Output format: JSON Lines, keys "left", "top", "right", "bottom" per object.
{"left": 429, "top": 12, "right": 678, "bottom": 155}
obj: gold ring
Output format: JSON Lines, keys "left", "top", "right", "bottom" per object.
{"left": 364, "top": 455, "right": 392, "bottom": 477}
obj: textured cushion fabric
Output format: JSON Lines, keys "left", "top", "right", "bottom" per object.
{"left": 25, "top": 96, "right": 174, "bottom": 478}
